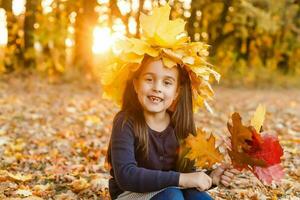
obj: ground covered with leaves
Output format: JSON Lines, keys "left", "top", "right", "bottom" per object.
{"left": 0, "top": 74, "right": 299, "bottom": 200}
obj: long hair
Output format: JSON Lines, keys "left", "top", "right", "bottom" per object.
{"left": 105, "top": 56, "right": 196, "bottom": 171}
{"left": 171, "top": 65, "right": 196, "bottom": 139}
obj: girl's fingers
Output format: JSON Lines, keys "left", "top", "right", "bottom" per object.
{"left": 219, "top": 165, "right": 226, "bottom": 171}
{"left": 221, "top": 180, "right": 230, "bottom": 187}
{"left": 197, "top": 186, "right": 208, "bottom": 191}
{"left": 223, "top": 171, "right": 234, "bottom": 178}
{"left": 207, "top": 178, "right": 213, "bottom": 190}
{"left": 221, "top": 175, "right": 231, "bottom": 182}
{"left": 220, "top": 163, "right": 231, "bottom": 169}
{"left": 217, "top": 167, "right": 226, "bottom": 174}
{"left": 229, "top": 169, "right": 240, "bottom": 175}
{"left": 197, "top": 184, "right": 209, "bottom": 191}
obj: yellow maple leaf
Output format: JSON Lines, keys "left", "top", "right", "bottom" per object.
{"left": 162, "top": 56, "right": 177, "bottom": 68}
{"left": 185, "top": 129, "right": 224, "bottom": 168}
{"left": 140, "top": 4, "right": 188, "bottom": 48}
{"left": 116, "top": 38, "right": 159, "bottom": 57}
{"left": 250, "top": 104, "right": 266, "bottom": 133}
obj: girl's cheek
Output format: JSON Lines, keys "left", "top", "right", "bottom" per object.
{"left": 141, "top": 83, "right": 151, "bottom": 91}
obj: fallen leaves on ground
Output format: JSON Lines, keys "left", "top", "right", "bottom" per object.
{"left": 0, "top": 73, "right": 299, "bottom": 199}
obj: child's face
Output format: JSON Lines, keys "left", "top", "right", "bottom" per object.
{"left": 133, "top": 59, "right": 179, "bottom": 114}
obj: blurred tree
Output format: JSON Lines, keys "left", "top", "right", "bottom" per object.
{"left": 74, "top": 0, "right": 98, "bottom": 75}
{"left": 108, "top": 0, "right": 145, "bottom": 37}
{"left": 24, "top": 0, "right": 39, "bottom": 68}
{"left": 188, "top": 0, "right": 235, "bottom": 55}
{"left": 35, "top": 0, "right": 71, "bottom": 77}
{"left": 109, "top": 0, "right": 129, "bottom": 35}
{"left": 188, "top": 0, "right": 300, "bottom": 86}
{"left": 1, "top": 0, "right": 23, "bottom": 71}
{"left": 0, "top": 0, "right": 298, "bottom": 86}
{"left": 1, "top": 0, "right": 14, "bottom": 71}
{"left": 135, "top": 0, "right": 145, "bottom": 37}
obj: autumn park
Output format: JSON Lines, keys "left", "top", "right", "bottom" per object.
{"left": 0, "top": 0, "right": 299, "bottom": 199}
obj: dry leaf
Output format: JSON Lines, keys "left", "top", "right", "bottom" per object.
{"left": 228, "top": 112, "right": 253, "bottom": 151}
{"left": 32, "top": 184, "right": 53, "bottom": 196}
{"left": 227, "top": 113, "right": 266, "bottom": 169}
{"left": 70, "top": 177, "right": 90, "bottom": 192}
{"left": 185, "top": 129, "right": 224, "bottom": 168}
{"left": 15, "top": 189, "right": 32, "bottom": 197}
{"left": 251, "top": 104, "right": 266, "bottom": 133}
{"left": 140, "top": 4, "right": 187, "bottom": 48}
{"left": 7, "top": 172, "right": 33, "bottom": 182}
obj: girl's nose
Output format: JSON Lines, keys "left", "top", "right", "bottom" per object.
{"left": 152, "top": 81, "right": 162, "bottom": 93}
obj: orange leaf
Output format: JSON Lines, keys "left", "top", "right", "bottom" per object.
{"left": 184, "top": 129, "right": 224, "bottom": 169}
{"left": 227, "top": 112, "right": 253, "bottom": 152}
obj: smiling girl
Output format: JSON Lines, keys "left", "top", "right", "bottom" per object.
{"left": 102, "top": 4, "right": 238, "bottom": 200}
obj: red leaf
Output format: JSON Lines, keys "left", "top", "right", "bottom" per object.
{"left": 248, "top": 133, "right": 283, "bottom": 166}
{"left": 253, "top": 164, "right": 284, "bottom": 184}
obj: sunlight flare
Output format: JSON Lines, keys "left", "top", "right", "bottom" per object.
{"left": 92, "top": 26, "right": 114, "bottom": 54}
{"left": 0, "top": 9, "right": 7, "bottom": 46}
{"left": 42, "top": 0, "right": 54, "bottom": 14}
{"left": 12, "top": 0, "right": 26, "bottom": 16}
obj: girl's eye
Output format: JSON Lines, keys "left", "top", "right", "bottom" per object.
{"left": 145, "top": 78, "right": 152, "bottom": 82}
{"left": 164, "top": 81, "right": 172, "bottom": 85}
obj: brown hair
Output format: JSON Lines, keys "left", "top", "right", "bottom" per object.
{"left": 105, "top": 56, "right": 196, "bottom": 172}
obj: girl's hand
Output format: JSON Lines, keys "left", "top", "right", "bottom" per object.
{"left": 220, "top": 167, "right": 239, "bottom": 187}
{"left": 179, "top": 172, "right": 212, "bottom": 191}
{"left": 210, "top": 165, "right": 239, "bottom": 187}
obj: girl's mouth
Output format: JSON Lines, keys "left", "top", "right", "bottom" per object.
{"left": 148, "top": 95, "right": 163, "bottom": 103}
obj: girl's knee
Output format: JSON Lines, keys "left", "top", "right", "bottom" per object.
{"left": 151, "top": 188, "right": 184, "bottom": 200}
{"left": 183, "top": 189, "right": 213, "bottom": 200}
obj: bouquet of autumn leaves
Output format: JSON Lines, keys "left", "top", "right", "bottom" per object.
{"left": 177, "top": 105, "right": 284, "bottom": 184}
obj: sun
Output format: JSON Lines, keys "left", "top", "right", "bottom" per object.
{"left": 92, "top": 26, "right": 115, "bottom": 54}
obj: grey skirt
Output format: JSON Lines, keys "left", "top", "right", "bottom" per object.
{"left": 115, "top": 186, "right": 182, "bottom": 200}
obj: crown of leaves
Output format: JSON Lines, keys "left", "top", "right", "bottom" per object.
{"left": 101, "top": 4, "right": 220, "bottom": 112}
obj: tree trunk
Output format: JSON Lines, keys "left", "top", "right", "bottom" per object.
{"left": 209, "top": 0, "right": 233, "bottom": 56}
{"left": 74, "top": 0, "right": 98, "bottom": 75}
{"left": 2, "top": 0, "right": 21, "bottom": 71}
{"left": 187, "top": 6, "right": 197, "bottom": 41}
{"left": 135, "top": 0, "right": 145, "bottom": 38}
{"left": 24, "top": 0, "right": 38, "bottom": 68}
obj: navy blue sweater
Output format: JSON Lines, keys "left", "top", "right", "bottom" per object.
{"left": 108, "top": 112, "right": 180, "bottom": 199}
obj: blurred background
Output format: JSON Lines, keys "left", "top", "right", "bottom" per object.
{"left": 0, "top": 0, "right": 299, "bottom": 86}
{"left": 0, "top": 1, "right": 300, "bottom": 199}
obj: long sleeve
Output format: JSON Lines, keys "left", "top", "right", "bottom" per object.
{"left": 110, "top": 113, "right": 180, "bottom": 193}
